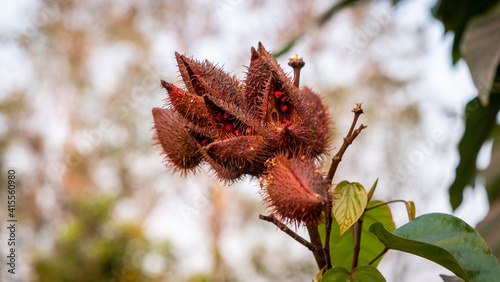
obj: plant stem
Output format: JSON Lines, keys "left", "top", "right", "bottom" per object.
{"left": 259, "top": 214, "right": 316, "bottom": 252}
{"left": 323, "top": 203, "right": 333, "bottom": 270}
{"left": 318, "top": 103, "right": 366, "bottom": 271}
{"left": 368, "top": 247, "right": 389, "bottom": 265}
{"left": 288, "top": 56, "right": 305, "bottom": 88}
{"left": 365, "top": 199, "right": 408, "bottom": 211}
{"left": 326, "top": 103, "right": 366, "bottom": 183}
{"left": 306, "top": 222, "right": 328, "bottom": 269}
{"left": 351, "top": 216, "right": 364, "bottom": 270}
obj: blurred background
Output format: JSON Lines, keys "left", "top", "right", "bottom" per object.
{"left": 1, "top": 0, "right": 498, "bottom": 281}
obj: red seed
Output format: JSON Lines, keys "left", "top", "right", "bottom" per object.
{"left": 280, "top": 104, "right": 289, "bottom": 112}
{"left": 274, "top": 91, "right": 283, "bottom": 98}
{"left": 233, "top": 128, "right": 241, "bottom": 135}
{"left": 284, "top": 119, "right": 291, "bottom": 125}
{"left": 223, "top": 113, "right": 229, "bottom": 119}
{"left": 281, "top": 96, "right": 287, "bottom": 103}
{"left": 224, "top": 123, "right": 233, "bottom": 132}
{"left": 216, "top": 112, "right": 223, "bottom": 120}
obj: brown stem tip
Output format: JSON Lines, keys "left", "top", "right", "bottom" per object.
{"left": 288, "top": 54, "right": 305, "bottom": 88}
{"left": 352, "top": 102, "right": 364, "bottom": 114}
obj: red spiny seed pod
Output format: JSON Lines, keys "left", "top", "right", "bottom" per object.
{"left": 202, "top": 135, "right": 267, "bottom": 180}
{"left": 152, "top": 107, "right": 203, "bottom": 174}
{"left": 250, "top": 47, "right": 331, "bottom": 157}
{"left": 298, "top": 87, "right": 332, "bottom": 155}
{"left": 161, "top": 80, "right": 211, "bottom": 126}
{"left": 175, "top": 52, "right": 244, "bottom": 108}
{"left": 245, "top": 47, "right": 274, "bottom": 115}
{"left": 260, "top": 154, "right": 328, "bottom": 225}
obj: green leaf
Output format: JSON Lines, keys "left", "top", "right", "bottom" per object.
{"left": 330, "top": 201, "right": 395, "bottom": 269}
{"left": 483, "top": 124, "right": 500, "bottom": 202}
{"left": 460, "top": 2, "right": 500, "bottom": 104}
{"left": 366, "top": 178, "right": 378, "bottom": 203}
{"left": 449, "top": 95, "right": 500, "bottom": 210}
{"left": 405, "top": 201, "right": 416, "bottom": 221}
{"left": 321, "top": 267, "right": 349, "bottom": 282}
{"left": 316, "top": 266, "right": 327, "bottom": 282}
{"left": 332, "top": 181, "right": 368, "bottom": 236}
{"left": 432, "top": 0, "right": 500, "bottom": 63}
{"left": 370, "top": 213, "right": 500, "bottom": 281}
{"left": 321, "top": 266, "right": 386, "bottom": 282}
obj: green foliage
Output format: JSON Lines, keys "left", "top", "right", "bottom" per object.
{"left": 370, "top": 213, "right": 500, "bottom": 281}
{"left": 435, "top": 0, "right": 500, "bottom": 210}
{"left": 332, "top": 181, "right": 368, "bottom": 236}
{"left": 449, "top": 94, "right": 500, "bottom": 210}
{"left": 34, "top": 195, "right": 174, "bottom": 282}
{"left": 321, "top": 265, "right": 386, "bottom": 282}
{"left": 460, "top": 5, "right": 500, "bottom": 104}
{"left": 324, "top": 201, "right": 395, "bottom": 269}
{"left": 316, "top": 178, "right": 499, "bottom": 281}
{"left": 484, "top": 126, "right": 500, "bottom": 202}
{"left": 432, "top": 0, "right": 500, "bottom": 63}
{"left": 431, "top": 0, "right": 500, "bottom": 259}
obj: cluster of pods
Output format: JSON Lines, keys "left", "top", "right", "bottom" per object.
{"left": 153, "top": 43, "right": 333, "bottom": 224}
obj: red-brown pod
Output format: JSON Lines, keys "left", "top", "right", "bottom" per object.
{"left": 260, "top": 154, "right": 328, "bottom": 225}
{"left": 152, "top": 107, "right": 203, "bottom": 174}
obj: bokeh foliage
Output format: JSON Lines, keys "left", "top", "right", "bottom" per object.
{"left": 34, "top": 195, "right": 175, "bottom": 282}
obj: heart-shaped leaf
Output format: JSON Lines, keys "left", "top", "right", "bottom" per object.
{"left": 332, "top": 181, "right": 367, "bottom": 236}
{"left": 327, "top": 201, "right": 395, "bottom": 269}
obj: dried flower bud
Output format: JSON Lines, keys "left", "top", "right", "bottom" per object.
{"left": 260, "top": 154, "right": 330, "bottom": 225}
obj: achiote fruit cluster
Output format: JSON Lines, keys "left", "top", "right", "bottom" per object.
{"left": 153, "top": 43, "right": 332, "bottom": 225}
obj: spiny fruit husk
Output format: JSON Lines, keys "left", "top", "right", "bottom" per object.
{"left": 152, "top": 107, "right": 204, "bottom": 174}
{"left": 260, "top": 153, "right": 330, "bottom": 226}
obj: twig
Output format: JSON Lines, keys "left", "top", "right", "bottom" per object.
{"left": 365, "top": 199, "right": 407, "bottom": 211}
{"left": 322, "top": 203, "right": 333, "bottom": 270}
{"left": 368, "top": 247, "right": 389, "bottom": 265}
{"left": 351, "top": 216, "right": 364, "bottom": 270}
{"left": 259, "top": 214, "right": 316, "bottom": 252}
{"left": 306, "top": 222, "right": 328, "bottom": 269}
{"left": 326, "top": 103, "right": 366, "bottom": 183}
{"left": 321, "top": 103, "right": 366, "bottom": 271}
